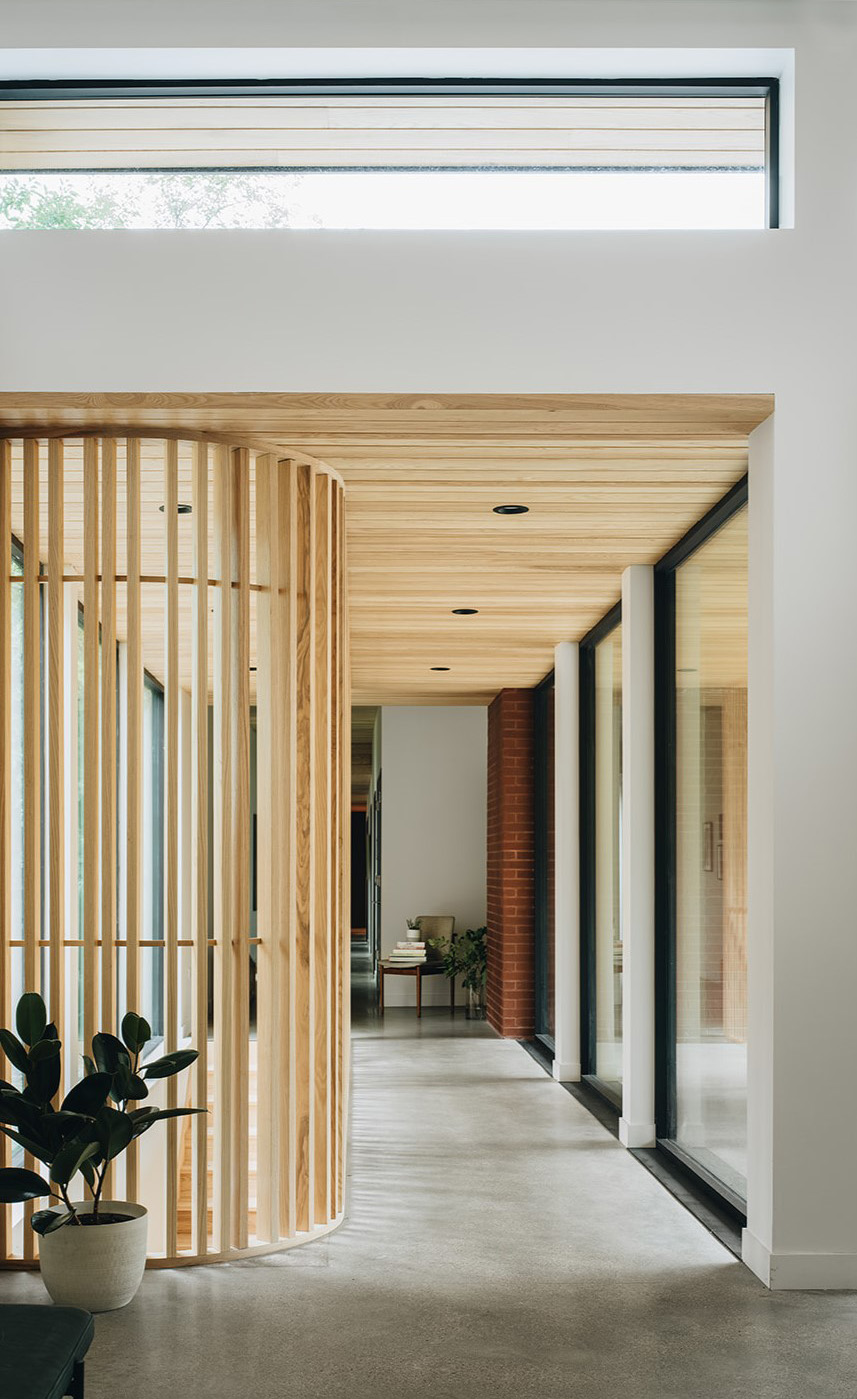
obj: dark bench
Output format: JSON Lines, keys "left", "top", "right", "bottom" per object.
{"left": 0, "top": 1305, "right": 94, "bottom": 1399}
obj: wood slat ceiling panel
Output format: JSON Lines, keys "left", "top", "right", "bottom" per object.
{"left": 0, "top": 96, "right": 766, "bottom": 171}
{"left": 0, "top": 393, "right": 768, "bottom": 706}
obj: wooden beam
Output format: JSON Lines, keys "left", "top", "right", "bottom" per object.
{"left": 100, "top": 439, "right": 117, "bottom": 1036}
{"left": 281, "top": 458, "right": 297, "bottom": 1237}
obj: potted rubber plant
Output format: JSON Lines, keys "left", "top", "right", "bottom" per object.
{"left": 430, "top": 926, "right": 488, "bottom": 1019}
{"left": 0, "top": 991, "right": 204, "bottom": 1312}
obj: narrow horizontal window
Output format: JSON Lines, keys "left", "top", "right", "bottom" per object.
{"left": 0, "top": 79, "right": 778, "bottom": 230}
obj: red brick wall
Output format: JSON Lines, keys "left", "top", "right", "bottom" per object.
{"left": 486, "top": 688, "right": 536, "bottom": 1038}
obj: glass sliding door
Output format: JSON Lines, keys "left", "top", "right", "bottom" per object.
{"left": 656, "top": 485, "right": 748, "bottom": 1205}
{"left": 580, "top": 607, "right": 623, "bottom": 1106}
{"left": 534, "top": 674, "right": 555, "bottom": 1049}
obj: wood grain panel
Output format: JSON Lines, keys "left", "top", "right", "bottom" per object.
{"left": 329, "top": 485, "right": 340, "bottom": 1213}
{"left": 47, "top": 441, "right": 64, "bottom": 1029}
{"left": 294, "top": 461, "right": 314, "bottom": 1232}
{"left": 191, "top": 441, "right": 209, "bottom": 1255}
{"left": 280, "top": 459, "right": 298, "bottom": 1237}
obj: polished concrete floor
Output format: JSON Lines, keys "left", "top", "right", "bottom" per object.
{"left": 3, "top": 949, "right": 857, "bottom": 1397}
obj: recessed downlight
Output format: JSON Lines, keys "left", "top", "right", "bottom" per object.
{"left": 452, "top": 607, "right": 479, "bottom": 616}
{"left": 159, "top": 502, "right": 193, "bottom": 515}
{"left": 430, "top": 666, "right": 451, "bottom": 672}
{"left": 493, "top": 503, "right": 529, "bottom": 515}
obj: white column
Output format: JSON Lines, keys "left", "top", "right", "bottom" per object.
{"left": 618, "top": 565, "right": 656, "bottom": 1148}
{"left": 552, "top": 640, "right": 580, "bottom": 1081}
{"left": 743, "top": 395, "right": 857, "bottom": 1289}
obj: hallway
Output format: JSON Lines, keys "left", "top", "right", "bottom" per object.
{"left": 2, "top": 963, "right": 856, "bottom": 1397}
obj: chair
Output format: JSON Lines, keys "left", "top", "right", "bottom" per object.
{"left": 0, "top": 1304, "right": 94, "bottom": 1399}
{"left": 416, "top": 915, "right": 455, "bottom": 953}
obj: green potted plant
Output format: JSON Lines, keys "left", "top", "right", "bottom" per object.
{"left": 0, "top": 991, "right": 204, "bottom": 1312}
{"left": 430, "top": 926, "right": 487, "bottom": 1019}
{"left": 405, "top": 916, "right": 422, "bottom": 941}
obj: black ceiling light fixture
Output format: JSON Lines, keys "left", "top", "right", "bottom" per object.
{"left": 451, "top": 607, "right": 478, "bottom": 615}
{"left": 159, "top": 502, "right": 193, "bottom": 514}
{"left": 430, "top": 666, "right": 451, "bottom": 672}
{"left": 493, "top": 503, "right": 529, "bottom": 515}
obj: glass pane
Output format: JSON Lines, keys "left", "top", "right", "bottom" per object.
{"left": 593, "top": 624, "right": 623, "bottom": 1101}
{"left": 673, "top": 507, "right": 748, "bottom": 1198}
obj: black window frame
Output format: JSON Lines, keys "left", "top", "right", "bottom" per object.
{"left": 578, "top": 600, "right": 623, "bottom": 1110}
{"left": 653, "top": 474, "right": 749, "bottom": 1219}
{"left": 0, "top": 76, "right": 780, "bottom": 229}
{"left": 533, "top": 669, "right": 556, "bottom": 1054}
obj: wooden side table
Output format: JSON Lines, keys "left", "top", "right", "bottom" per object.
{"left": 378, "top": 961, "right": 454, "bottom": 1018}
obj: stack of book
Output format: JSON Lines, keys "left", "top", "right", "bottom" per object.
{"left": 387, "top": 941, "right": 427, "bottom": 965}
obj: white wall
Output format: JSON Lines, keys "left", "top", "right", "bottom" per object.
{"left": 379, "top": 707, "right": 486, "bottom": 1007}
{"left": 2, "top": 0, "right": 857, "bottom": 1287}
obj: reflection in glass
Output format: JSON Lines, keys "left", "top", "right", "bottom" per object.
{"left": 593, "top": 625, "right": 623, "bottom": 1102}
{"left": 673, "top": 507, "right": 748, "bottom": 1198}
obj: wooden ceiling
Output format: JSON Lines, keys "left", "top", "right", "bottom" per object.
{"left": 0, "top": 393, "right": 770, "bottom": 706}
{"left": 0, "top": 95, "right": 765, "bottom": 171}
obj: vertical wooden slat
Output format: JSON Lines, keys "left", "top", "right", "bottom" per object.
{"left": 0, "top": 441, "right": 11, "bottom": 1259}
{"left": 100, "top": 440, "right": 117, "bottom": 1036}
{"left": 281, "top": 460, "right": 298, "bottom": 1237}
{"left": 23, "top": 440, "right": 40, "bottom": 1004}
{"left": 212, "top": 445, "right": 233, "bottom": 1253}
{"left": 329, "top": 482, "right": 340, "bottom": 1214}
{"left": 124, "top": 437, "right": 142, "bottom": 1202}
{"left": 164, "top": 440, "right": 180, "bottom": 1258}
{"left": 191, "top": 441, "right": 209, "bottom": 1256}
{"left": 334, "top": 481, "right": 348, "bottom": 1203}
{"left": 255, "top": 454, "right": 278, "bottom": 1244}
{"left": 313, "top": 472, "right": 331, "bottom": 1225}
{"left": 231, "top": 448, "right": 250, "bottom": 1249}
{"left": 294, "top": 461, "right": 315, "bottom": 1232}
{"left": 48, "top": 442, "right": 64, "bottom": 1034}
{"left": 83, "top": 438, "right": 99, "bottom": 1052}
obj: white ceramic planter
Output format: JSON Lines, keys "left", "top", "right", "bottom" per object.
{"left": 36, "top": 1200, "right": 148, "bottom": 1313}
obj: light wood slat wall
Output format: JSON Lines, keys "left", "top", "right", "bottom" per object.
{"left": 0, "top": 95, "right": 767, "bottom": 170}
{"left": 1, "top": 434, "right": 349, "bottom": 1266}
{"left": 339, "top": 485, "right": 351, "bottom": 1213}
{"left": 124, "top": 437, "right": 142, "bottom": 1203}
{"left": 190, "top": 442, "right": 209, "bottom": 1256}
{"left": 0, "top": 442, "right": 10, "bottom": 1261}
{"left": 163, "top": 439, "right": 180, "bottom": 1258}
{"left": 47, "top": 441, "right": 64, "bottom": 1031}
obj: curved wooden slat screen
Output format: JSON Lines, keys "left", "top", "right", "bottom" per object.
{"left": 0, "top": 433, "right": 349, "bottom": 1266}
